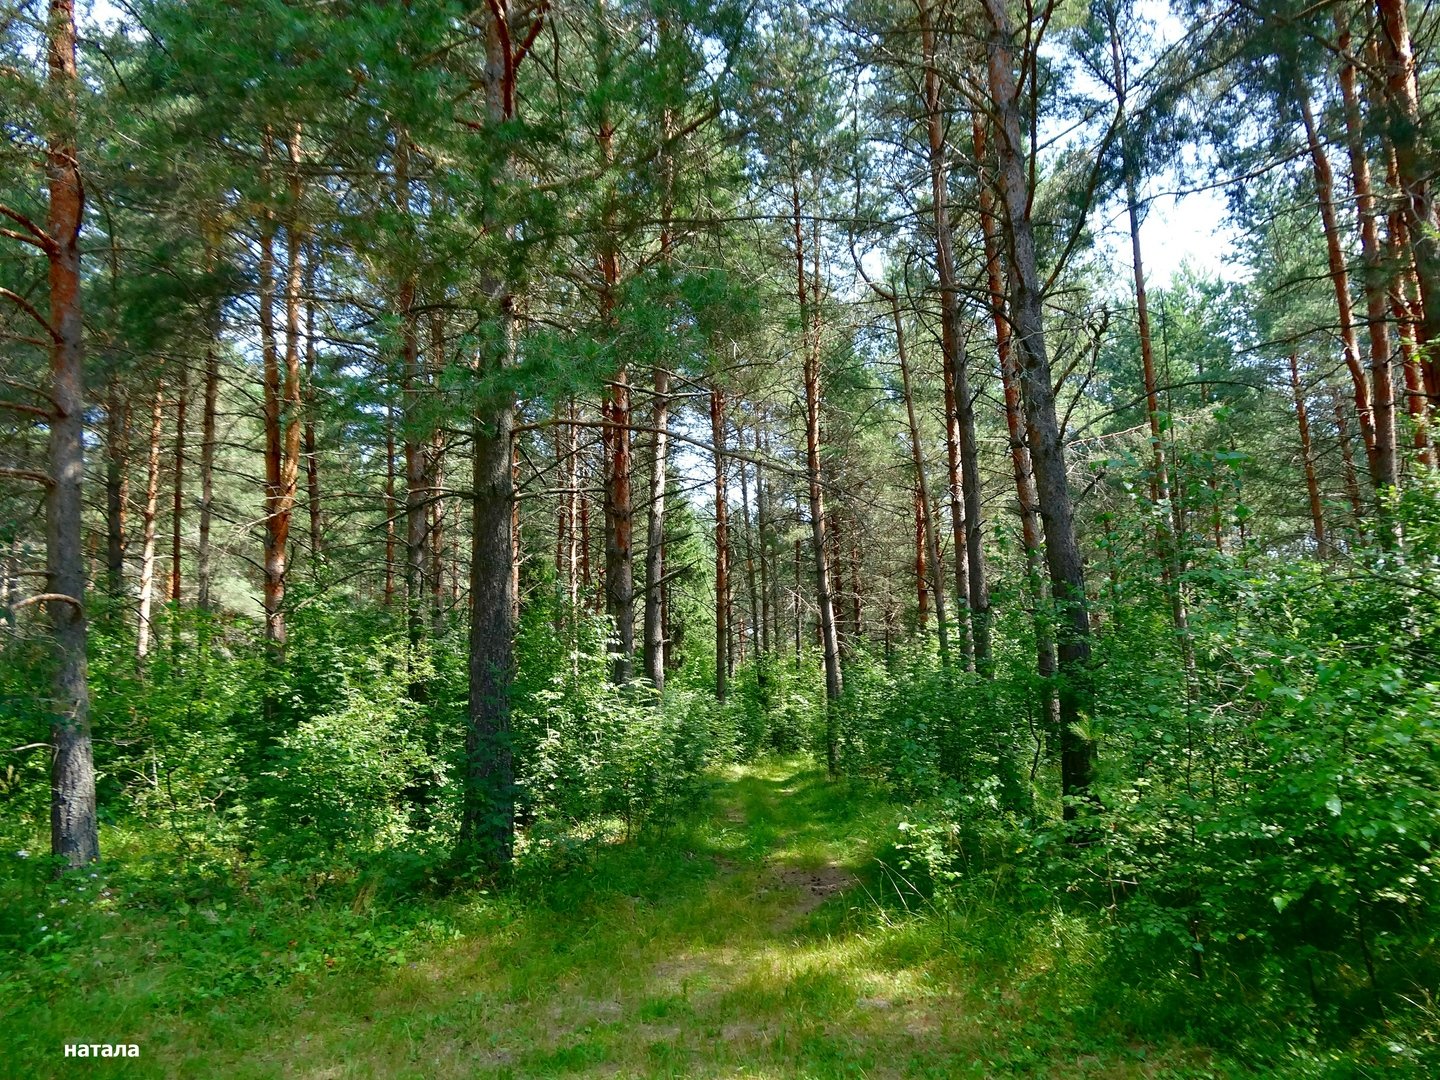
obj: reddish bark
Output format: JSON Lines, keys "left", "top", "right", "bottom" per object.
{"left": 1297, "top": 79, "right": 1383, "bottom": 486}
{"left": 45, "top": 0, "right": 97, "bottom": 866}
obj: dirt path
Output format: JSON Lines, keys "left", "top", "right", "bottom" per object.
{"left": 133, "top": 760, "right": 1221, "bottom": 1078}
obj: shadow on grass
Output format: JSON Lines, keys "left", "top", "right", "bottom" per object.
{"left": 2, "top": 757, "right": 1242, "bottom": 1078}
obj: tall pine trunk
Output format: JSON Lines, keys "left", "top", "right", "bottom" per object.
{"left": 982, "top": 0, "right": 1096, "bottom": 811}
{"left": 197, "top": 241, "right": 221, "bottom": 611}
{"left": 397, "top": 135, "right": 429, "bottom": 651}
{"left": 884, "top": 288, "right": 949, "bottom": 661}
{"left": 792, "top": 178, "right": 842, "bottom": 772}
{"left": 976, "top": 109, "right": 1058, "bottom": 744}
{"left": 258, "top": 129, "right": 304, "bottom": 648}
{"left": 460, "top": 0, "right": 539, "bottom": 874}
{"left": 918, "top": 1, "right": 984, "bottom": 665}
{"left": 45, "top": 0, "right": 97, "bottom": 866}
{"left": 711, "top": 385, "right": 731, "bottom": 703}
{"left": 1338, "top": 21, "right": 1403, "bottom": 484}
{"left": 1297, "top": 79, "right": 1388, "bottom": 489}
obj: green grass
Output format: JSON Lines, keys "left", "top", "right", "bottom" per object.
{"left": 4, "top": 759, "right": 1268, "bottom": 1077}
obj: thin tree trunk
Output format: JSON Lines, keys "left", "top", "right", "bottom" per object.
{"left": 849, "top": 536, "right": 862, "bottom": 644}
{"left": 511, "top": 439, "right": 521, "bottom": 622}
{"left": 561, "top": 399, "right": 580, "bottom": 608}
{"left": 1334, "top": 391, "right": 1366, "bottom": 529}
{"left": 711, "top": 385, "right": 730, "bottom": 703}
{"left": 197, "top": 252, "right": 221, "bottom": 611}
{"left": 914, "top": 484, "right": 929, "bottom": 632}
{"left": 1290, "top": 351, "right": 1329, "bottom": 555}
{"left": 397, "top": 134, "right": 429, "bottom": 651}
{"left": 136, "top": 383, "right": 165, "bottom": 661}
{"left": 737, "top": 425, "right": 762, "bottom": 668}
{"left": 792, "top": 535, "right": 802, "bottom": 663}
{"left": 384, "top": 404, "right": 397, "bottom": 606}
{"left": 259, "top": 196, "right": 282, "bottom": 630}
{"left": 431, "top": 425, "right": 446, "bottom": 630}
{"left": 44, "top": 0, "right": 96, "bottom": 868}
{"left": 1297, "top": 78, "right": 1384, "bottom": 489}
{"left": 1113, "top": 27, "right": 1193, "bottom": 664}
{"left": 919, "top": 4, "right": 985, "bottom": 665}
{"left": 883, "top": 287, "right": 949, "bottom": 661}
{"left": 579, "top": 437, "right": 592, "bottom": 595}
{"left": 600, "top": 380, "right": 633, "bottom": 683}
{"left": 105, "top": 380, "right": 129, "bottom": 599}
{"left": 755, "top": 422, "right": 772, "bottom": 659}
{"left": 982, "top": 0, "right": 1095, "bottom": 810}
{"left": 169, "top": 362, "right": 187, "bottom": 602}
{"left": 304, "top": 248, "right": 322, "bottom": 560}
{"left": 643, "top": 368, "right": 670, "bottom": 690}
{"left": 792, "top": 178, "right": 842, "bottom": 771}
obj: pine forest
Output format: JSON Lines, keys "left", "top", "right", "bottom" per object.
{"left": 3, "top": 0, "right": 1440, "bottom": 1074}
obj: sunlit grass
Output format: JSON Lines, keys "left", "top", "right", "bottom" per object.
{"left": 4, "top": 759, "right": 1249, "bottom": 1077}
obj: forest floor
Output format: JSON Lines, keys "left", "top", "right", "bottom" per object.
{"left": 15, "top": 760, "right": 1249, "bottom": 1078}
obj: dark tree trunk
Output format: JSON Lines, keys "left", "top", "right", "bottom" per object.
{"left": 975, "top": 113, "right": 1056, "bottom": 728}
{"left": 397, "top": 136, "right": 429, "bottom": 651}
{"left": 460, "top": 1, "right": 535, "bottom": 874}
{"left": 384, "top": 404, "right": 397, "bottom": 606}
{"left": 711, "top": 385, "right": 730, "bottom": 703}
{"left": 1290, "top": 352, "right": 1328, "bottom": 555}
{"left": 1110, "top": 15, "right": 1194, "bottom": 667}
{"left": 982, "top": 0, "right": 1096, "bottom": 811}
{"left": 643, "top": 368, "right": 670, "bottom": 690}
{"left": 737, "top": 426, "right": 763, "bottom": 665}
{"left": 1333, "top": 392, "right": 1366, "bottom": 530}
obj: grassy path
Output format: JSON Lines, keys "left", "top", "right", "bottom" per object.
{"left": 33, "top": 760, "right": 1232, "bottom": 1077}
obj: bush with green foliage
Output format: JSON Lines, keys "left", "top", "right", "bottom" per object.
{"left": 861, "top": 478, "right": 1440, "bottom": 1064}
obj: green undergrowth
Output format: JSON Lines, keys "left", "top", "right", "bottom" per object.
{"left": 0, "top": 758, "right": 1404, "bottom": 1078}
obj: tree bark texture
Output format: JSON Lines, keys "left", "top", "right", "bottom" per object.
{"left": 982, "top": 0, "right": 1096, "bottom": 810}
{"left": 45, "top": 0, "right": 98, "bottom": 867}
